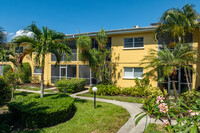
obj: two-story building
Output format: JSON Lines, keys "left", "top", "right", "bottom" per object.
{"left": 1, "top": 24, "right": 200, "bottom": 93}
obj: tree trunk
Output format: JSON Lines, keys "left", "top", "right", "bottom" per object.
{"left": 158, "top": 82, "right": 166, "bottom": 98}
{"left": 171, "top": 79, "right": 178, "bottom": 102}
{"left": 40, "top": 67, "right": 44, "bottom": 98}
{"left": 40, "top": 55, "right": 45, "bottom": 98}
{"left": 188, "top": 68, "right": 192, "bottom": 91}
{"left": 184, "top": 67, "right": 191, "bottom": 92}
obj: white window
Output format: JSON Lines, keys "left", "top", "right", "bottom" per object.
{"left": 124, "top": 37, "right": 144, "bottom": 48}
{"left": 0, "top": 65, "right": 4, "bottom": 75}
{"left": 34, "top": 66, "right": 42, "bottom": 74}
{"left": 123, "top": 67, "right": 143, "bottom": 79}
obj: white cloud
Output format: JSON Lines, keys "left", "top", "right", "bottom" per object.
{"left": 8, "top": 33, "right": 14, "bottom": 36}
{"left": 13, "top": 30, "right": 35, "bottom": 38}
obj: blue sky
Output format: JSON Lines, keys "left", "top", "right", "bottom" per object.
{"left": 1, "top": 0, "right": 200, "bottom": 41}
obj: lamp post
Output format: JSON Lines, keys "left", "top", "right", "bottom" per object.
{"left": 92, "top": 87, "right": 98, "bottom": 109}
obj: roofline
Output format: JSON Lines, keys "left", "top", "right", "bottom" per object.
{"left": 66, "top": 26, "right": 157, "bottom": 38}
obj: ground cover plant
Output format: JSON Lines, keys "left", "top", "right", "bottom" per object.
{"left": 8, "top": 93, "right": 75, "bottom": 128}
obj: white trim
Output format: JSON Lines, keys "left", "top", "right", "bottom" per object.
{"left": 123, "top": 77, "right": 143, "bottom": 80}
{"left": 33, "top": 73, "right": 41, "bottom": 75}
{"left": 123, "top": 47, "right": 144, "bottom": 50}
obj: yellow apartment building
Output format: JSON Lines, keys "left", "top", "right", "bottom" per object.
{"left": 0, "top": 24, "right": 200, "bottom": 94}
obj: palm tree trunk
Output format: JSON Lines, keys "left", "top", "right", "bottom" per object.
{"left": 188, "top": 68, "right": 192, "bottom": 90}
{"left": 171, "top": 79, "right": 178, "bottom": 102}
{"left": 40, "top": 55, "right": 45, "bottom": 98}
{"left": 40, "top": 67, "right": 44, "bottom": 98}
{"left": 158, "top": 82, "right": 166, "bottom": 98}
{"left": 184, "top": 67, "right": 191, "bottom": 92}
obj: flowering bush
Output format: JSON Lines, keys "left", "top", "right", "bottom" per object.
{"left": 135, "top": 96, "right": 200, "bottom": 133}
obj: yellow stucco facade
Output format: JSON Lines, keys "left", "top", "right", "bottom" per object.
{"left": 0, "top": 26, "right": 200, "bottom": 91}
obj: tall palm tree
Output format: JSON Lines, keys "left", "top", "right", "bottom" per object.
{"left": 154, "top": 4, "right": 199, "bottom": 92}
{"left": 142, "top": 43, "right": 196, "bottom": 100}
{"left": 76, "top": 28, "right": 111, "bottom": 84}
{"left": 12, "top": 23, "right": 72, "bottom": 98}
{"left": 154, "top": 4, "right": 199, "bottom": 42}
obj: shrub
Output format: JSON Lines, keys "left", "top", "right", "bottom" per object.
{"left": 143, "top": 87, "right": 167, "bottom": 110}
{"left": 8, "top": 93, "right": 74, "bottom": 128}
{"left": 89, "top": 84, "right": 121, "bottom": 95}
{"left": 56, "top": 78, "right": 86, "bottom": 93}
{"left": 21, "top": 62, "right": 31, "bottom": 83}
{"left": 121, "top": 87, "right": 145, "bottom": 97}
{"left": 3, "top": 65, "right": 12, "bottom": 76}
{"left": 181, "top": 90, "right": 200, "bottom": 107}
{"left": 31, "top": 76, "right": 40, "bottom": 83}
{"left": 0, "top": 76, "right": 11, "bottom": 104}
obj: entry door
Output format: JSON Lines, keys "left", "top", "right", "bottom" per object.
{"left": 60, "top": 67, "right": 67, "bottom": 79}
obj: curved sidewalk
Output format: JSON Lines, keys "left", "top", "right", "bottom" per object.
{"left": 70, "top": 90, "right": 151, "bottom": 133}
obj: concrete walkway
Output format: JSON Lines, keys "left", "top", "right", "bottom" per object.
{"left": 16, "top": 87, "right": 57, "bottom": 94}
{"left": 71, "top": 90, "right": 153, "bottom": 133}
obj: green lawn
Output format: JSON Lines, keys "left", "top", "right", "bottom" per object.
{"left": 2, "top": 92, "right": 130, "bottom": 133}
{"left": 144, "top": 123, "right": 167, "bottom": 133}
{"left": 77, "top": 93, "right": 144, "bottom": 103}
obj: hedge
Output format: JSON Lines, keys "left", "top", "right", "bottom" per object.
{"left": 56, "top": 78, "right": 86, "bottom": 93}
{"left": 21, "top": 62, "right": 31, "bottom": 83}
{"left": 0, "top": 76, "right": 11, "bottom": 104}
{"left": 8, "top": 94, "right": 74, "bottom": 128}
{"left": 89, "top": 84, "right": 121, "bottom": 96}
{"left": 3, "top": 65, "right": 12, "bottom": 76}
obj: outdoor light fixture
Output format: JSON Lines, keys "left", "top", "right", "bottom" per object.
{"left": 92, "top": 87, "right": 98, "bottom": 109}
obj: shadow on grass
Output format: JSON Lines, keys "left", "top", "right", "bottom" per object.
{"left": 14, "top": 91, "right": 34, "bottom": 97}
{"left": 74, "top": 98, "right": 87, "bottom": 103}
{"left": 14, "top": 104, "right": 78, "bottom": 133}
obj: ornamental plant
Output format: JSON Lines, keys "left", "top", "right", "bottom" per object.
{"left": 4, "top": 68, "right": 23, "bottom": 100}
{"left": 135, "top": 96, "right": 200, "bottom": 133}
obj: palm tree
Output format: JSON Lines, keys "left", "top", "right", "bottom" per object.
{"left": 142, "top": 43, "right": 196, "bottom": 100}
{"left": 12, "top": 23, "right": 72, "bottom": 98}
{"left": 76, "top": 28, "right": 111, "bottom": 84}
{"left": 154, "top": 4, "right": 199, "bottom": 92}
{"left": 154, "top": 4, "right": 199, "bottom": 43}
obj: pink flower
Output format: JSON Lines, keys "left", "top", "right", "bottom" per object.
{"left": 190, "top": 112, "right": 199, "bottom": 116}
{"left": 188, "top": 110, "right": 193, "bottom": 113}
{"left": 163, "top": 120, "right": 169, "bottom": 125}
{"left": 158, "top": 103, "right": 168, "bottom": 113}
{"left": 156, "top": 96, "right": 165, "bottom": 104}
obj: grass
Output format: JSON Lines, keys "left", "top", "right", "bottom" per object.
{"left": 144, "top": 123, "right": 167, "bottom": 133}
{"left": 1, "top": 92, "right": 130, "bottom": 133}
{"left": 77, "top": 93, "right": 144, "bottom": 103}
